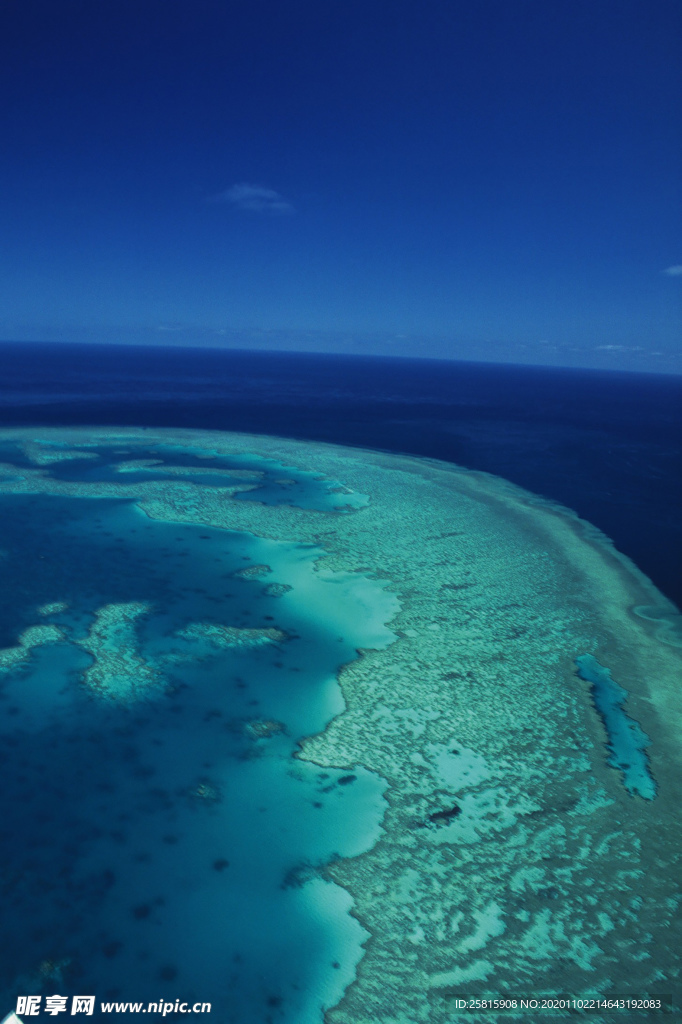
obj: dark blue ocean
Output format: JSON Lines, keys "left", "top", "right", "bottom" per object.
{"left": 1, "top": 341, "right": 680, "bottom": 609}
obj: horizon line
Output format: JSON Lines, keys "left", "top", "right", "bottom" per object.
{"left": 0, "top": 337, "right": 680, "bottom": 379}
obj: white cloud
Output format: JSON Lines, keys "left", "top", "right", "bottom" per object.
{"left": 596, "top": 344, "right": 645, "bottom": 352}
{"left": 663, "top": 265, "right": 682, "bottom": 276}
{"left": 212, "top": 183, "right": 295, "bottom": 215}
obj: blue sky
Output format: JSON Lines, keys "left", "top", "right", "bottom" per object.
{"left": 1, "top": 0, "right": 680, "bottom": 372}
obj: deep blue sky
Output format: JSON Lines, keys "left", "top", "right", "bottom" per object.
{"left": 1, "top": 0, "right": 680, "bottom": 371}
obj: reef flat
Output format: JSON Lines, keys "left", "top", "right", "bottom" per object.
{"left": 0, "top": 427, "right": 680, "bottom": 1023}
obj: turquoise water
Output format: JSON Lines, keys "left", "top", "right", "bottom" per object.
{"left": 0, "top": 454, "right": 395, "bottom": 1022}
{"left": 575, "top": 654, "right": 656, "bottom": 800}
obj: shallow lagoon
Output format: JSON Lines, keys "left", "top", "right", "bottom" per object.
{"left": 0, "top": 438, "right": 395, "bottom": 1022}
{"left": 575, "top": 654, "right": 656, "bottom": 800}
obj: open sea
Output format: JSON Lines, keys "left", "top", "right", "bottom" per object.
{"left": 1, "top": 341, "right": 680, "bottom": 609}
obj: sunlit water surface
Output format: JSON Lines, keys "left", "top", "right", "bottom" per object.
{"left": 0, "top": 441, "right": 396, "bottom": 1023}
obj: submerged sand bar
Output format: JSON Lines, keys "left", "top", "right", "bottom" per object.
{"left": 1, "top": 427, "right": 680, "bottom": 1022}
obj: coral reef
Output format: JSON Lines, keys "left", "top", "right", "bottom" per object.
{"left": 0, "top": 425, "right": 679, "bottom": 1022}
{"left": 75, "top": 602, "right": 161, "bottom": 702}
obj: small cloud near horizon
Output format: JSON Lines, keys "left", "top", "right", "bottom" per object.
{"left": 211, "top": 183, "right": 295, "bottom": 215}
{"left": 663, "top": 265, "right": 682, "bottom": 276}
{"left": 596, "top": 344, "right": 646, "bottom": 352}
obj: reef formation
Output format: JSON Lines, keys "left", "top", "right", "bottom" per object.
{"left": 0, "top": 427, "right": 679, "bottom": 1023}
